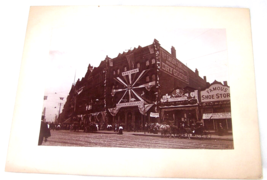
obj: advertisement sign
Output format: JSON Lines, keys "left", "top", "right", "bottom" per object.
{"left": 160, "top": 89, "right": 198, "bottom": 104}
{"left": 150, "top": 112, "right": 159, "bottom": 118}
{"left": 116, "top": 101, "right": 144, "bottom": 108}
{"left": 200, "top": 83, "right": 230, "bottom": 102}
{"left": 122, "top": 68, "right": 139, "bottom": 76}
{"left": 203, "top": 112, "right": 231, "bottom": 119}
{"left": 160, "top": 48, "right": 189, "bottom": 84}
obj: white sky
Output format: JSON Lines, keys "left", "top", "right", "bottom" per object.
{"left": 43, "top": 8, "right": 229, "bottom": 122}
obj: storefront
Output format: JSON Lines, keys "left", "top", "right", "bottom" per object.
{"left": 199, "top": 81, "right": 232, "bottom": 131}
{"left": 159, "top": 88, "right": 200, "bottom": 127}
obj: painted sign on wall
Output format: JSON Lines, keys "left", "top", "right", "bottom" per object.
{"left": 160, "top": 48, "right": 189, "bottom": 84}
{"left": 200, "top": 83, "right": 230, "bottom": 102}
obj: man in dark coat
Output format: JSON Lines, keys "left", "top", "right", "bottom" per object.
{"left": 38, "top": 120, "right": 50, "bottom": 145}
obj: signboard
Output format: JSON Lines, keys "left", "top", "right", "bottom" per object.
{"left": 203, "top": 112, "right": 231, "bottom": 119}
{"left": 200, "top": 83, "right": 230, "bottom": 102}
{"left": 160, "top": 89, "right": 198, "bottom": 104}
{"left": 150, "top": 112, "right": 159, "bottom": 118}
{"left": 116, "top": 101, "right": 144, "bottom": 108}
{"left": 122, "top": 68, "right": 139, "bottom": 76}
{"left": 160, "top": 49, "right": 189, "bottom": 84}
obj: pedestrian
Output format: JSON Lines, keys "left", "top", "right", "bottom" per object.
{"left": 38, "top": 120, "right": 50, "bottom": 145}
{"left": 118, "top": 124, "right": 123, "bottom": 134}
{"left": 114, "top": 123, "right": 117, "bottom": 132}
{"left": 144, "top": 122, "right": 148, "bottom": 134}
{"left": 218, "top": 123, "right": 224, "bottom": 136}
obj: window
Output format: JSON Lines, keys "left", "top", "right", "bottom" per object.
{"left": 152, "top": 74, "right": 156, "bottom": 81}
{"left": 113, "top": 70, "right": 116, "bottom": 75}
{"left": 136, "top": 63, "right": 140, "bottom": 69}
{"left": 151, "top": 59, "right": 156, "bottom": 64}
{"left": 117, "top": 69, "right": 120, "bottom": 75}
{"left": 146, "top": 76, "right": 150, "bottom": 82}
{"left": 124, "top": 66, "right": 127, "bottom": 72}
{"left": 146, "top": 60, "right": 150, "bottom": 66}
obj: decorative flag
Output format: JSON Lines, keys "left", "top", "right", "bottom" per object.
{"left": 44, "top": 96, "right": 48, "bottom": 100}
{"left": 60, "top": 97, "right": 64, "bottom": 100}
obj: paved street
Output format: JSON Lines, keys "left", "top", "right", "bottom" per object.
{"left": 41, "top": 130, "right": 234, "bottom": 149}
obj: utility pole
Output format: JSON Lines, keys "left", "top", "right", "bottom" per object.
{"left": 58, "top": 102, "right": 62, "bottom": 123}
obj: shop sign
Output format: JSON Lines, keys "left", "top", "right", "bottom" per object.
{"left": 160, "top": 49, "right": 189, "bottom": 84}
{"left": 203, "top": 112, "right": 231, "bottom": 119}
{"left": 161, "top": 89, "right": 198, "bottom": 104}
{"left": 116, "top": 101, "right": 144, "bottom": 108}
{"left": 200, "top": 84, "right": 230, "bottom": 102}
{"left": 150, "top": 112, "right": 159, "bottom": 118}
{"left": 122, "top": 68, "right": 139, "bottom": 76}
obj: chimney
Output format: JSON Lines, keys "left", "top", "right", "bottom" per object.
{"left": 195, "top": 68, "right": 199, "bottom": 76}
{"left": 223, "top": 81, "right": 228, "bottom": 86}
{"left": 171, "top": 46, "right": 176, "bottom": 58}
{"left": 203, "top": 76, "right": 206, "bottom": 82}
{"left": 88, "top": 64, "right": 93, "bottom": 72}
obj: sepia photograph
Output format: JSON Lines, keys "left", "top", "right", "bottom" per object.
{"left": 5, "top": 5, "right": 262, "bottom": 179}
{"left": 40, "top": 26, "right": 233, "bottom": 149}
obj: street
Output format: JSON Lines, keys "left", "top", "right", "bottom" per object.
{"left": 41, "top": 130, "right": 234, "bottom": 149}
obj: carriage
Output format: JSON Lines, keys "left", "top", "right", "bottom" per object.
{"left": 156, "top": 123, "right": 212, "bottom": 139}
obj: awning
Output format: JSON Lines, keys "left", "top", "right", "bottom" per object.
{"left": 203, "top": 112, "right": 231, "bottom": 119}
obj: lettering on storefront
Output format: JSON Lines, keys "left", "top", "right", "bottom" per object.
{"left": 203, "top": 112, "right": 231, "bottom": 119}
{"left": 200, "top": 84, "right": 230, "bottom": 102}
{"left": 160, "top": 49, "right": 189, "bottom": 84}
{"left": 122, "top": 68, "right": 139, "bottom": 76}
{"left": 116, "top": 101, "right": 144, "bottom": 108}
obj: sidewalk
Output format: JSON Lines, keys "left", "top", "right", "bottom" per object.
{"left": 95, "top": 130, "right": 233, "bottom": 141}
{"left": 132, "top": 131, "right": 233, "bottom": 141}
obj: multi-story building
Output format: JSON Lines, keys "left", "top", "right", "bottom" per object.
{"left": 60, "top": 39, "right": 218, "bottom": 131}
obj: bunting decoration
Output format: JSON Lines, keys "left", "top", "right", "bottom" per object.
{"left": 110, "top": 69, "right": 154, "bottom": 102}
{"left": 138, "top": 104, "right": 154, "bottom": 115}
{"left": 154, "top": 39, "right": 161, "bottom": 119}
{"left": 108, "top": 107, "right": 120, "bottom": 116}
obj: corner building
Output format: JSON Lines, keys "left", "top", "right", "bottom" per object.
{"left": 60, "top": 39, "right": 209, "bottom": 131}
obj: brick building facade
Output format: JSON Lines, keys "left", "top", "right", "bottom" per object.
{"left": 60, "top": 39, "right": 212, "bottom": 131}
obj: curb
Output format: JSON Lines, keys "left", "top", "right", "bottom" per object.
{"left": 132, "top": 133, "right": 233, "bottom": 141}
